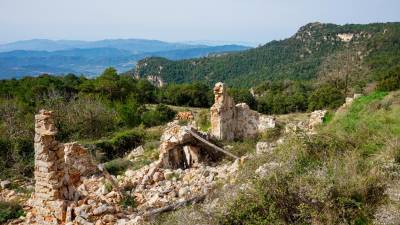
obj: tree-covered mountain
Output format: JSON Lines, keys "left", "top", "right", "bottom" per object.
{"left": 134, "top": 22, "right": 400, "bottom": 87}
{"left": 0, "top": 45, "right": 249, "bottom": 78}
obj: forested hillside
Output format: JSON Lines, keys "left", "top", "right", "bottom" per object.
{"left": 135, "top": 22, "right": 400, "bottom": 87}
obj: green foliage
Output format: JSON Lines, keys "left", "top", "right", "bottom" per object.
{"left": 161, "top": 91, "right": 399, "bottom": 225}
{"left": 116, "top": 98, "right": 144, "bottom": 127}
{"left": 120, "top": 195, "right": 136, "bottom": 209}
{"left": 0, "top": 201, "right": 24, "bottom": 223}
{"left": 308, "top": 84, "right": 345, "bottom": 110}
{"left": 395, "top": 147, "right": 400, "bottom": 164}
{"left": 256, "top": 80, "right": 310, "bottom": 114}
{"left": 141, "top": 104, "right": 176, "bottom": 127}
{"left": 258, "top": 124, "right": 282, "bottom": 142}
{"left": 228, "top": 88, "right": 257, "bottom": 109}
{"left": 0, "top": 138, "right": 34, "bottom": 179}
{"left": 136, "top": 22, "right": 400, "bottom": 88}
{"left": 195, "top": 110, "right": 211, "bottom": 132}
{"left": 94, "top": 129, "right": 145, "bottom": 162}
{"left": 104, "top": 158, "right": 133, "bottom": 175}
{"left": 377, "top": 65, "right": 400, "bottom": 91}
{"left": 158, "top": 82, "right": 212, "bottom": 107}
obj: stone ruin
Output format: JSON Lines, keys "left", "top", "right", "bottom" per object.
{"left": 157, "top": 122, "right": 222, "bottom": 170}
{"left": 26, "top": 83, "right": 279, "bottom": 224}
{"left": 308, "top": 110, "right": 327, "bottom": 131}
{"left": 210, "top": 82, "right": 275, "bottom": 141}
{"left": 27, "top": 110, "right": 114, "bottom": 225}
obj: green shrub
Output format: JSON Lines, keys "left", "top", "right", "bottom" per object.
{"left": 258, "top": 124, "right": 282, "bottom": 142}
{"left": 0, "top": 201, "right": 24, "bottom": 223}
{"left": 116, "top": 99, "right": 143, "bottom": 127}
{"left": 104, "top": 158, "right": 133, "bottom": 175}
{"left": 141, "top": 104, "right": 176, "bottom": 127}
{"left": 308, "top": 85, "right": 345, "bottom": 111}
{"left": 120, "top": 195, "right": 136, "bottom": 209}
{"left": 377, "top": 65, "right": 400, "bottom": 91}
{"left": 95, "top": 129, "right": 145, "bottom": 162}
{"left": 195, "top": 110, "right": 211, "bottom": 132}
{"left": 0, "top": 138, "right": 34, "bottom": 179}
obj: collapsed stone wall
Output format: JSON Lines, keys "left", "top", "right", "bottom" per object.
{"left": 29, "top": 110, "right": 99, "bottom": 224}
{"left": 158, "top": 121, "right": 221, "bottom": 169}
{"left": 211, "top": 82, "right": 275, "bottom": 141}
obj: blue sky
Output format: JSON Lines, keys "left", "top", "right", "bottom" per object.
{"left": 1, "top": 0, "right": 399, "bottom": 45}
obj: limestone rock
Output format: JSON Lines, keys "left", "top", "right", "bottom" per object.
{"left": 308, "top": 110, "right": 327, "bottom": 131}
{"left": 256, "top": 142, "right": 276, "bottom": 155}
{"left": 0, "top": 180, "right": 11, "bottom": 189}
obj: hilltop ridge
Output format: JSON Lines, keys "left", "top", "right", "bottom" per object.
{"left": 134, "top": 22, "right": 400, "bottom": 87}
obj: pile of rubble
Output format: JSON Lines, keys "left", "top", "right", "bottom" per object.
{"left": 17, "top": 82, "right": 288, "bottom": 225}
{"left": 19, "top": 107, "right": 242, "bottom": 225}
{"left": 20, "top": 110, "right": 126, "bottom": 225}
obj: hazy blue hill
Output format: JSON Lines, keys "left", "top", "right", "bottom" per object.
{"left": 0, "top": 45, "right": 250, "bottom": 78}
{"left": 0, "top": 39, "right": 207, "bottom": 53}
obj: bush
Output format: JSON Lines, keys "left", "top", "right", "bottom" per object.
{"left": 141, "top": 104, "right": 176, "bottom": 127}
{"left": 104, "top": 158, "right": 133, "bottom": 175}
{"left": 228, "top": 88, "right": 257, "bottom": 109}
{"left": 48, "top": 96, "right": 118, "bottom": 140}
{"left": 0, "top": 201, "right": 24, "bottom": 223}
{"left": 377, "top": 65, "right": 400, "bottom": 91}
{"left": 95, "top": 129, "right": 145, "bottom": 162}
{"left": 120, "top": 195, "right": 136, "bottom": 209}
{"left": 308, "top": 85, "right": 345, "bottom": 111}
{"left": 258, "top": 124, "right": 282, "bottom": 142}
{"left": 195, "top": 110, "right": 211, "bottom": 132}
{"left": 116, "top": 99, "right": 143, "bottom": 127}
{"left": 0, "top": 138, "right": 34, "bottom": 179}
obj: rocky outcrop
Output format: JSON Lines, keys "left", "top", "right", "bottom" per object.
{"left": 210, "top": 82, "right": 275, "bottom": 141}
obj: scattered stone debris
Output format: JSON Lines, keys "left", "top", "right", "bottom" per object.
{"left": 12, "top": 82, "right": 293, "bottom": 224}
{"left": 210, "top": 82, "right": 275, "bottom": 141}
{"left": 308, "top": 110, "right": 327, "bottom": 131}
{"left": 24, "top": 110, "right": 125, "bottom": 225}
{"left": 256, "top": 142, "right": 277, "bottom": 155}
{"left": 126, "top": 146, "right": 145, "bottom": 160}
{"left": 338, "top": 93, "right": 362, "bottom": 112}
{"left": 175, "top": 111, "right": 194, "bottom": 121}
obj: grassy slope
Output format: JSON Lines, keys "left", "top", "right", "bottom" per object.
{"left": 155, "top": 91, "right": 400, "bottom": 225}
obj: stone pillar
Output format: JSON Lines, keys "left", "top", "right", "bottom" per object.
{"left": 33, "top": 110, "right": 66, "bottom": 224}
{"left": 210, "top": 82, "right": 236, "bottom": 141}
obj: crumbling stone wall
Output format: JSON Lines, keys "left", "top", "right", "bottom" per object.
{"left": 30, "top": 110, "right": 98, "bottom": 224}
{"left": 210, "top": 82, "right": 275, "bottom": 141}
{"left": 158, "top": 122, "right": 219, "bottom": 169}
{"left": 32, "top": 110, "right": 67, "bottom": 224}
{"left": 210, "top": 82, "right": 236, "bottom": 141}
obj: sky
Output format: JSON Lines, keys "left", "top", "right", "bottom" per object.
{"left": 0, "top": 0, "right": 400, "bottom": 46}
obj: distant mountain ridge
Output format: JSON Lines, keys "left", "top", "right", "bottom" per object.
{"left": 134, "top": 22, "right": 400, "bottom": 87}
{"left": 0, "top": 42, "right": 250, "bottom": 78}
{"left": 0, "top": 38, "right": 208, "bottom": 53}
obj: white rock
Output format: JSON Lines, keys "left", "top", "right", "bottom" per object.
{"left": 0, "top": 180, "right": 11, "bottom": 189}
{"left": 178, "top": 186, "right": 189, "bottom": 197}
{"left": 93, "top": 204, "right": 114, "bottom": 216}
